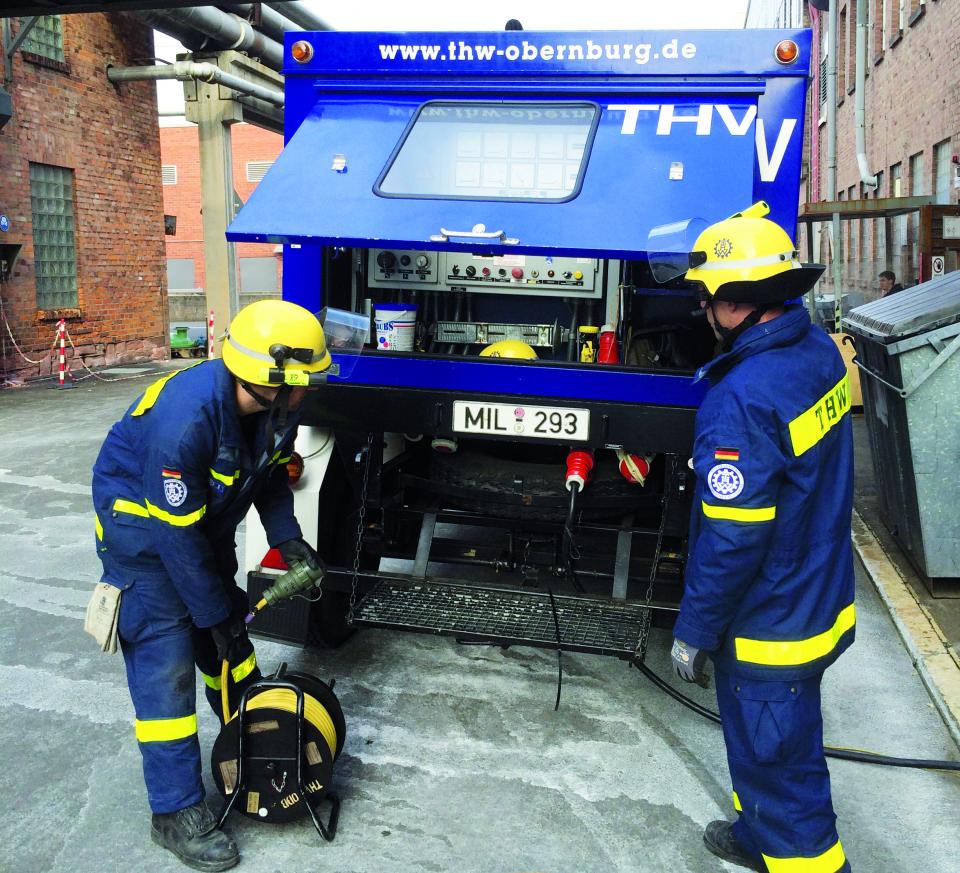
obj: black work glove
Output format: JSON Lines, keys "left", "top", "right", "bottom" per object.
{"left": 277, "top": 537, "right": 324, "bottom": 575}
{"left": 671, "top": 638, "right": 710, "bottom": 688}
{"left": 210, "top": 615, "right": 246, "bottom": 663}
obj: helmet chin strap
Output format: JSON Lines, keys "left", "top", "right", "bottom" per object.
{"left": 711, "top": 301, "right": 770, "bottom": 352}
{"left": 239, "top": 380, "right": 293, "bottom": 453}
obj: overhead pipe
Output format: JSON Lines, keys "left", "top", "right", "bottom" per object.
{"left": 855, "top": 0, "right": 878, "bottom": 188}
{"left": 221, "top": 3, "right": 303, "bottom": 43}
{"left": 145, "top": 6, "right": 284, "bottom": 70}
{"left": 264, "top": 2, "right": 333, "bottom": 32}
{"left": 106, "top": 61, "right": 284, "bottom": 107}
{"left": 136, "top": 9, "right": 217, "bottom": 53}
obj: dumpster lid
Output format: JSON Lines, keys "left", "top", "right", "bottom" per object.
{"left": 842, "top": 271, "right": 960, "bottom": 344}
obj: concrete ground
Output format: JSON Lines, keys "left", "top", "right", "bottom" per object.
{"left": 1, "top": 367, "right": 958, "bottom": 873}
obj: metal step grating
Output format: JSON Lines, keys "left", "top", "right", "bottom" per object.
{"left": 351, "top": 579, "right": 649, "bottom": 658}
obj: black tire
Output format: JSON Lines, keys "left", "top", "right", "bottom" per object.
{"left": 430, "top": 446, "right": 653, "bottom": 522}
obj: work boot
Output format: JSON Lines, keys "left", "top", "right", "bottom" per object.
{"left": 151, "top": 800, "right": 240, "bottom": 871}
{"left": 703, "top": 820, "right": 765, "bottom": 872}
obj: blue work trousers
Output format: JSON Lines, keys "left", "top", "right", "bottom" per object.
{"left": 117, "top": 570, "right": 261, "bottom": 814}
{"left": 716, "top": 669, "right": 851, "bottom": 873}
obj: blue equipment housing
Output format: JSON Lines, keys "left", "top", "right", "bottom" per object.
{"left": 230, "top": 28, "right": 813, "bottom": 656}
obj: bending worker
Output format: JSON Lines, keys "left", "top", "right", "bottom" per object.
{"left": 670, "top": 204, "right": 855, "bottom": 873}
{"left": 92, "top": 300, "right": 328, "bottom": 871}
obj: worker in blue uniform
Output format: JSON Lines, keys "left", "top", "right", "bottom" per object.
{"left": 669, "top": 204, "right": 855, "bottom": 873}
{"left": 92, "top": 300, "right": 331, "bottom": 871}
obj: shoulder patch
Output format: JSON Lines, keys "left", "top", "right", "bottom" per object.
{"left": 164, "top": 478, "right": 188, "bottom": 507}
{"left": 707, "top": 463, "right": 744, "bottom": 501}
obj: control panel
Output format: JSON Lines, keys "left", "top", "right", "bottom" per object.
{"left": 368, "top": 249, "right": 601, "bottom": 298}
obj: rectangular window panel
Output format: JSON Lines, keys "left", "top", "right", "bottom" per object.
{"left": 239, "top": 257, "right": 277, "bottom": 294}
{"left": 29, "top": 162, "right": 77, "bottom": 310}
{"left": 934, "top": 139, "right": 952, "bottom": 205}
{"left": 246, "top": 161, "right": 273, "bottom": 182}
{"left": 377, "top": 102, "right": 598, "bottom": 202}
{"left": 20, "top": 16, "right": 65, "bottom": 63}
{"left": 166, "top": 258, "right": 196, "bottom": 291}
{"left": 162, "top": 165, "right": 178, "bottom": 185}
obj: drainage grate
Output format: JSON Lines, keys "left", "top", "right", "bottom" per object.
{"left": 351, "top": 579, "right": 648, "bottom": 658}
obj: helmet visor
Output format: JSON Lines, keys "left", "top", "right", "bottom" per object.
{"left": 646, "top": 217, "right": 708, "bottom": 283}
{"left": 318, "top": 307, "right": 369, "bottom": 379}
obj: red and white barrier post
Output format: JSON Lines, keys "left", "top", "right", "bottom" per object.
{"left": 208, "top": 310, "right": 215, "bottom": 358}
{"left": 53, "top": 318, "right": 75, "bottom": 390}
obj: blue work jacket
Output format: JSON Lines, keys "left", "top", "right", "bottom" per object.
{"left": 92, "top": 360, "right": 302, "bottom": 628}
{"left": 673, "top": 306, "right": 855, "bottom": 680}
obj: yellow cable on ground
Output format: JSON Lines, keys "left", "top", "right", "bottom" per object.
{"left": 245, "top": 689, "right": 338, "bottom": 760}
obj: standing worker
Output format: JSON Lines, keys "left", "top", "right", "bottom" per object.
{"left": 92, "top": 300, "right": 330, "bottom": 871}
{"left": 670, "top": 204, "right": 855, "bottom": 873}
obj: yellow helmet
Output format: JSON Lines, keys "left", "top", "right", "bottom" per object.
{"left": 222, "top": 299, "right": 331, "bottom": 386}
{"left": 686, "top": 202, "right": 824, "bottom": 303}
{"left": 479, "top": 340, "right": 538, "bottom": 360}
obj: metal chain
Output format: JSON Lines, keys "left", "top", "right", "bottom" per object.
{"left": 635, "top": 454, "right": 678, "bottom": 664}
{"left": 347, "top": 433, "right": 375, "bottom": 625}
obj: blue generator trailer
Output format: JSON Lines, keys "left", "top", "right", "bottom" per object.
{"left": 228, "top": 27, "right": 813, "bottom": 662}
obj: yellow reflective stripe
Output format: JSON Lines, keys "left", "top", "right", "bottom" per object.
{"left": 201, "top": 672, "right": 221, "bottom": 691}
{"left": 788, "top": 375, "right": 851, "bottom": 456}
{"left": 735, "top": 604, "right": 856, "bottom": 666}
{"left": 145, "top": 499, "right": 207, "bottom": 527}
{"left": 134, "top": 713, "right": 198, "bottom": 743}
{"left": 209, "top": 468, "right": 239, "bottom": 486}
{"left": 95, "top": 513, "right": 103, "bottom": 541}
{"left": 113, "top": 498, "right": 149, "bottom": 518}
{"left": 130, "top": 363, "right": 202, "bottom": 417}
{"left": 702, "top": 501, "right": 776, "bottom": 523}
{"left": 762, "top": 839, "right": 846, "bottom": 873}
{"left": 270, "top": 450, "right": 283, "bottom": 463}
{"left": 276, "top": 456, "right": 292, "bottom": 465}
{"left": 231, "top": 652, "right": 257, "bottom": 684}
{"left": 732, "top": 791, "right": 742, "bottom": 812}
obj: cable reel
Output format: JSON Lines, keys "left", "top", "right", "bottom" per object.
{"left": 212, "top": 667, "right": 345, "bottom": 840}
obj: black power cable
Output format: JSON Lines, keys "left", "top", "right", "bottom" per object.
{"left": 632, "top": 661, "right": 960, "bottom": 773}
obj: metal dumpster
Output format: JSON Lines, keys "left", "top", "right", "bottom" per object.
{"left": 843, "top": 272, "right": 960, "bottom": 596}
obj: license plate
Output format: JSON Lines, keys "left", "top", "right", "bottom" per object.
{"left": 452, "top": 401, "right": 590, "bottom": 441}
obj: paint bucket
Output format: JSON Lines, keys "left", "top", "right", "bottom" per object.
{"left": 374, "top": 303, "right": 418, "bottom": 352}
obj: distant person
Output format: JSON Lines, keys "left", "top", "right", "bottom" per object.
{"left": 878, "top": 270, "right": 903, "bottom": 297}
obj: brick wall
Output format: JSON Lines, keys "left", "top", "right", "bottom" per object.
{"left": 161, "top": 121, "right": 282, "bottom": 322}
{"left": 810, "top": 0, "right": 960, "bottom": 291}
{"left": 0, "top": 13, "right": 169, "bottom": 381}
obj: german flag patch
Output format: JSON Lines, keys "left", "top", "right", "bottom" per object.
{"left": 161, "top": 468, "right": 182, "bottom": 479}
{"left": 714, "top": 448, "right": 740, "bottom": 461}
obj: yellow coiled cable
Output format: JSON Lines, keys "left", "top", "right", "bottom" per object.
{"left": 219, "top": 668, "right": 337, "bottom": 761}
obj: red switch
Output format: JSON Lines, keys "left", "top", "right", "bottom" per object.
{"left": 511, "top": 267, "right": 524, "bottom": 279}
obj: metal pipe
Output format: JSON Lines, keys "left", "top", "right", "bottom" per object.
{"left": 147, "top": 6, "right": 284, "bottom": 70}
{"left": 827, "top": 2, "right": 843, "bottom": 329}
{"left": 136, "top": 9, "right": 215, "bottom": 52}
{"left": 265, "top": 2, "right": 333, "bottom": 31}
{"left": 855, "top": 0, "right": 878, "bottom": 188}
{"left": 222, "top": 3, "right": 303, "bottom": 43}
{"left": 107, "top": 62, "right": 284, "bottom": 107}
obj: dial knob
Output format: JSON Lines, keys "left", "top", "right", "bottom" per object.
{"left": 573, "top": 270, "right": 583, "bottom": 280}
{"left": 451, "top": 264, "right": 460, "bottom": 275}
{"left": 465, "top": 265, "right": 477, "bottom": 277}
{"left": 377, "top": 251, "right": 396, "bottom": 270}
{"left": 511, "top": 267, "right": 524, "bottom": 279}
{"left": 563, "top": 271, "right": 572, "bottom": 279}
{"left": 416, "top": 255, "right": 429, "bottom": 269}
{"left": 399, "top": 254, "right": 411, "bottom": 267}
